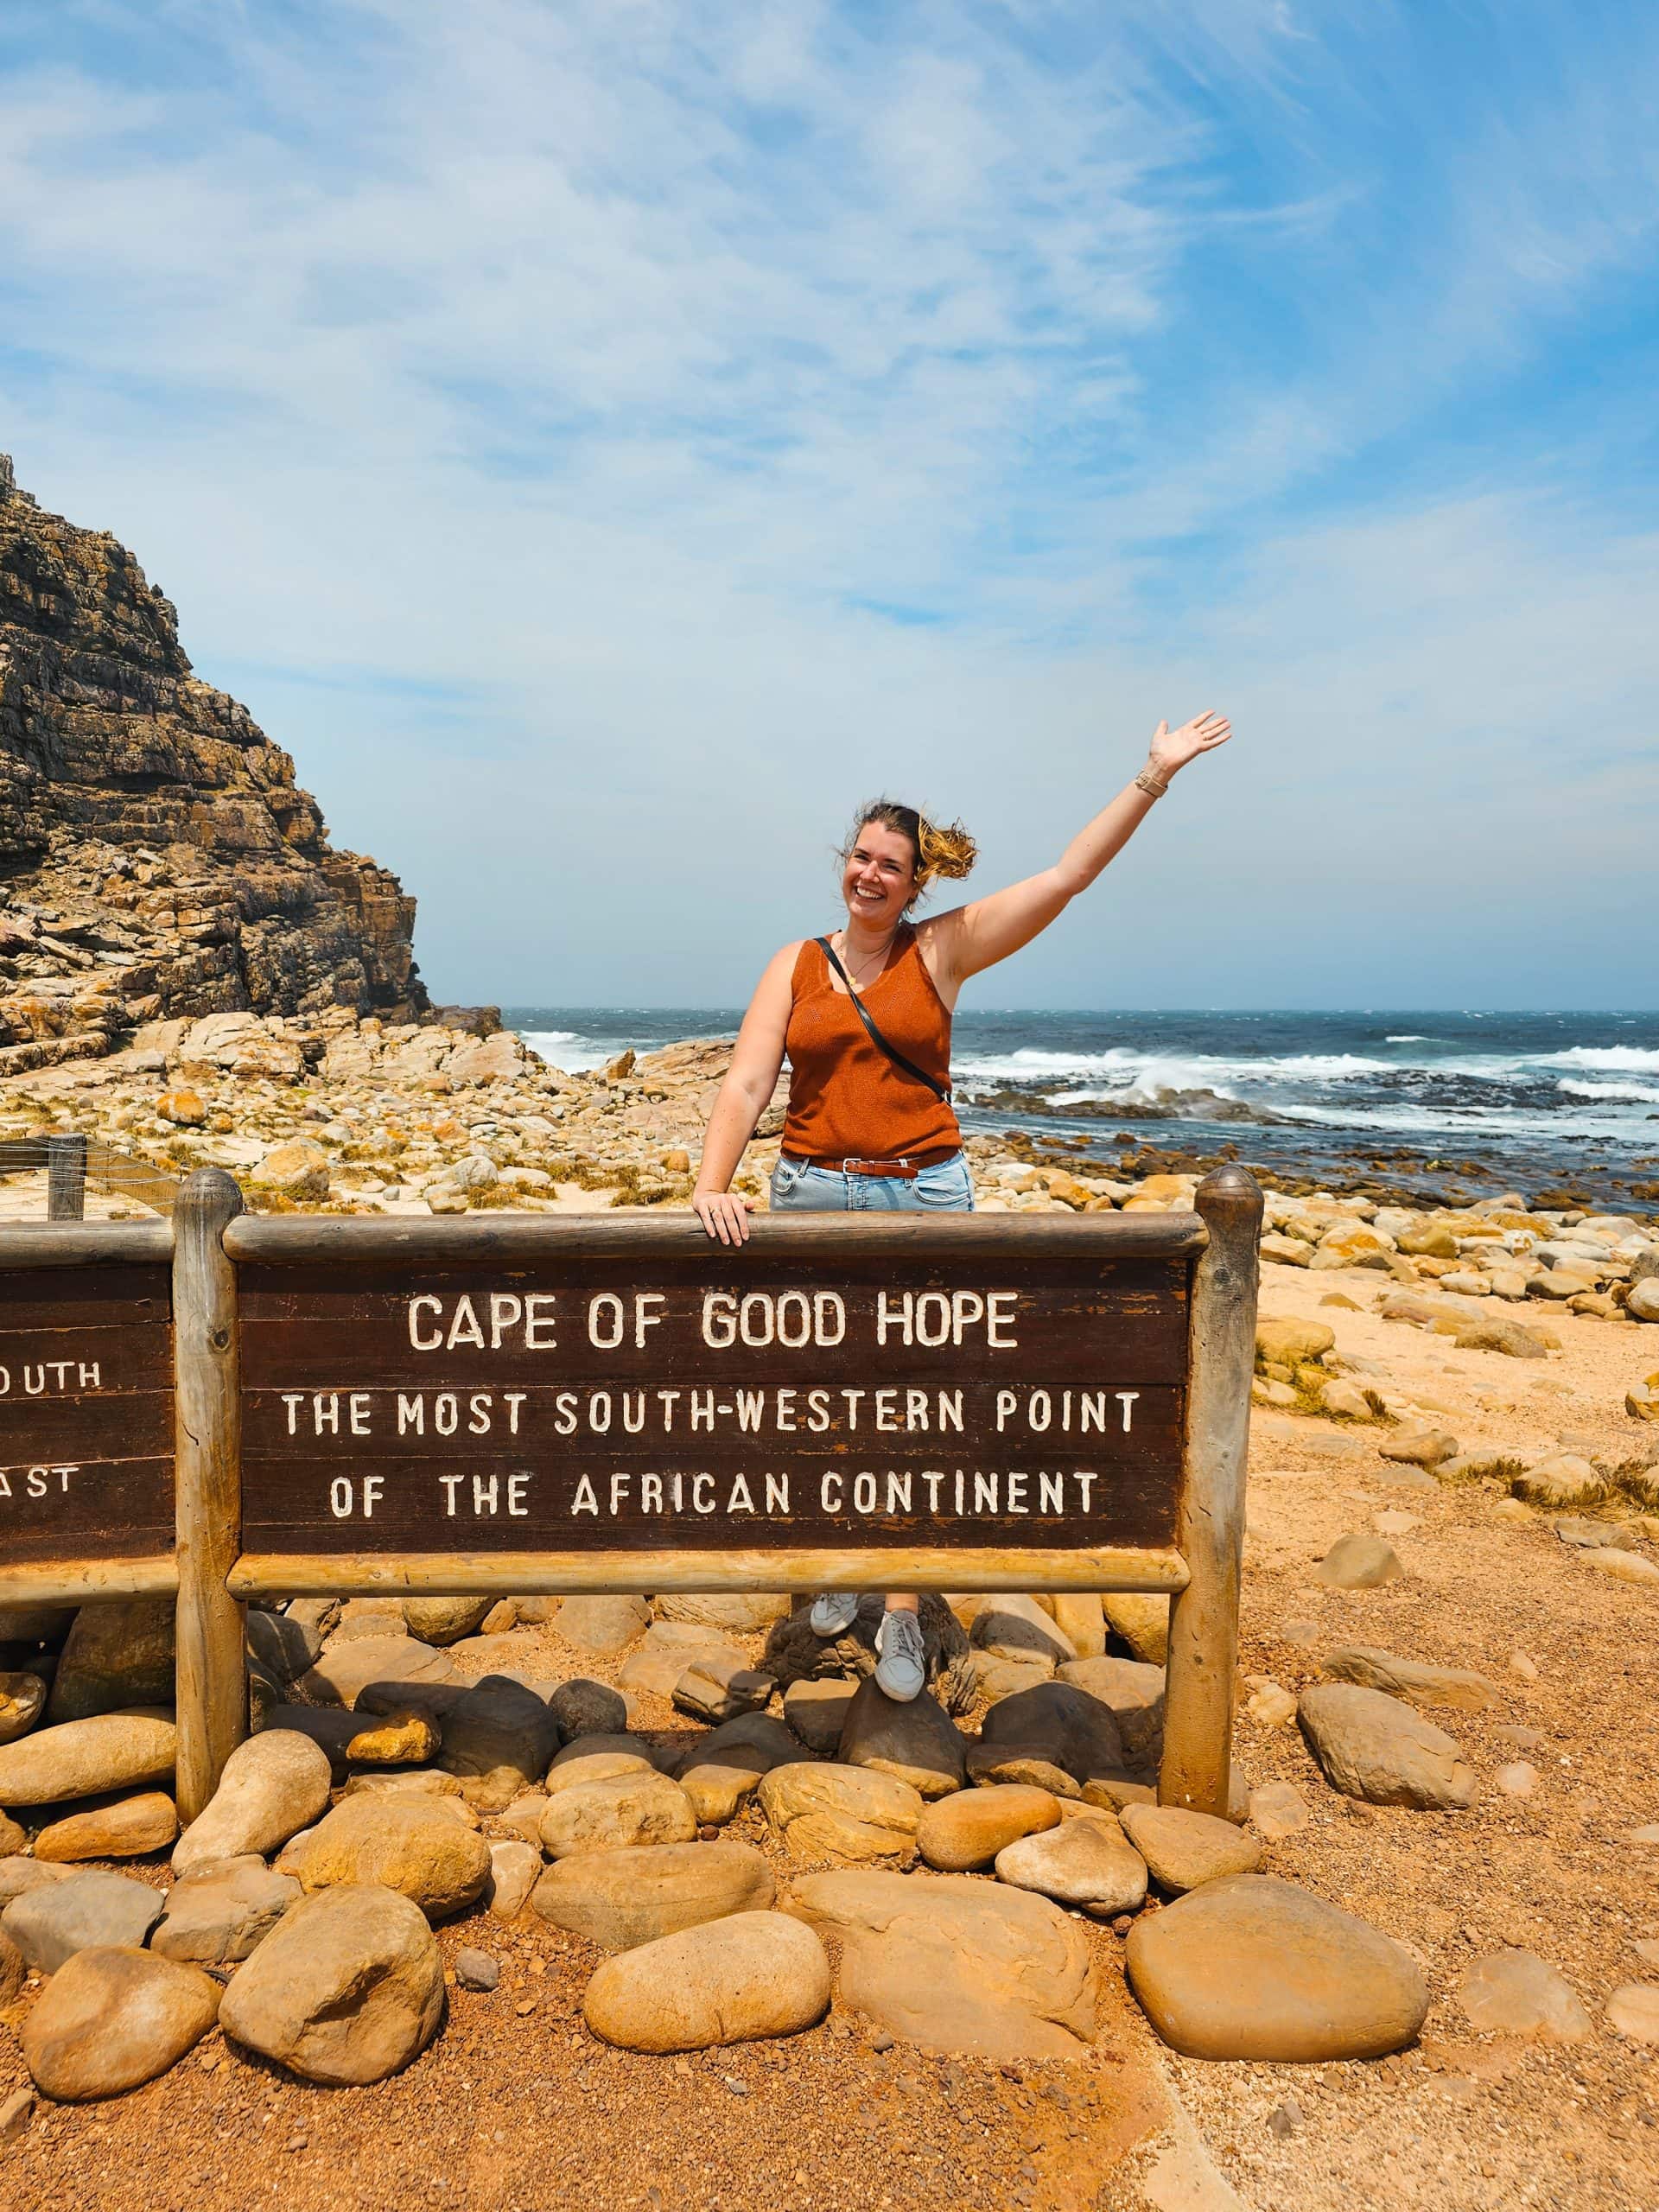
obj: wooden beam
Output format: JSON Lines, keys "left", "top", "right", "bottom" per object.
{"left": 172, "top": 1167, "right": 246, "bottom": 1821}
{"left": 227, "top": 1545, "right": 1192, "bottom": 1601}
{"left": 0, "top": 1556, "right": 178, "bottom": 1605}
{"left": 225, "top": 1208, "right": 1209, "bottom": 1268}
{"left": 1159, "top": 1165, "right": 1262, "bottom": 1816}
{"left": 46, "top": 1134, "right": 88, "bottom": 1221}
{"left": 0, "top": 1222, "right": 173, "bottom": 1268}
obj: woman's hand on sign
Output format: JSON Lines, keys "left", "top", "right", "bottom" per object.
{"left": 693, "top": 1188, "right": 755, "bottom": 1246}
{"left": 1147, "top": 709, "right": 1231, "bottom": 779}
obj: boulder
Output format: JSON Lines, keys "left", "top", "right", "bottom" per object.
{"left": 538, "top": 1771, "right": 698, "bottom": 1858}
{"left": 786, "top": 1869, "right": 1096, "bottom": 2062}
{"left": 0, "top": 1671, "right": 47, "bottom": 1745}
{"left": 35, "top": 1791, "right": 177, "bottom": 1862}
{"left": 401, "top": 1598, "right": 493, "bottom": 1647}
{"left": 1586, "top": 1547, "right": 1659, "bottom": 1586}
{"left": 1458, "top": 1950, "right": 1592, "bottom": 2042}
{"left": 548, "top": 1678, "right": 627, "bottom": 1738}
{"left": 654, "top": 1594, "right": 791, "bottom": 1634}
{"left": 0, "top": 1929, "right": 21, "bottom": 2006}
{"left": 1320, "top": 1646, "right": 1496, "bottom": 1712}
{"left": 677, "top": 1716, "right": 797, "bottom": 1827}
{"left": 2, "top": 1869, "right": 166, "bottom": 1973}
{"left": 531, "top": 1841, "right": 774, "bottom": 1953}
{"left": 1608, "top": 1986, "right": 1659, "bottom": 2043}
{"left": 288, "top": 1795, "right": 492, "bottom": 1919}
{"left": 1626, "top": 1281, "right": 1659, "bottom": 1324}
{"left": 1050, "top": 1593, "right": 1106, "bottom": 1660}
{"left": 173, "top": 1729, "right": 333, "bottom": 1873}
{"left": 970, "top": 1596, "right": 1075, "bottom": 1669}
{"left": 1313, "top": 1535, "right": 1404, "bottom": 1589}
{"left": 254, "top": 1138, "right": 329, "bottom": 1199}
{"left": 0, "top": 1857, "right": 72, "bottom": 1907}
{"left": 995, "top": 1819, "right": 1147, "bottom": 1916}
{"left": 1103, "top": 1592, "right": 1170, "bottom": 1667}
{"left": 1512, "top": 1456, "right": 1606, "bottom": 1509}
{"left": 784, "top": 1677, "right": 858, "bottom": 1752}
{"left": 485, "top": 1840, "right": 542, "bottom": 1922}
{"left": 1126, "top": 1875, "right": 1428, "bottom": 2060}
{"left": 836, "top": 1678, "right": 966, "bottom": 1799}
{"left": 759, "top": 1763, "right": 924, "bottom": 1855}
{"left": 1054, "top": 1656, "right": 1166, "bottom": 1764}
{"left": 545, "top": 1740, "right": 661, "bottom": 1792}
{"left": 245, "top": 1608, "right": 323, "bottom": 1683}
{"left": 439, "top": 1676, "right": 561, "bottom": 1811}
{"left": 970, "top": 1683, "right": 1125, "bottom": 1796}
{"left": 916, "top": 1785, "right": 1060, "bottom": 1872}
{"left": 21, "top": 1946, "right": 219, "bottom": 2100}
{"left": 1119, "top": 1804, "right": 1261, "bottom": 1893}
{"left": 671, "top": 1652, "right": 775, "bottom": 1724}
{"left": 551, "top": 1596, "right": 649, "bottom": 1653}
{"left": 219, "top": 1883, "right": 444, "bottom": 2084}
{"left": 1379, "top": 1428, "right": 1458, "bottom": 1468}
{"left": 1452, "top": 1319, "right": 1551, "bottom": 1358}
{"left": 1255, "top": 1319, "right": 1336, "bottom": 1367}
{"left": 0, "top": 1710, "right": 175, "bottom": 1807}
{"left": 151, "top": 1857, "right": 301, "bottom": 1967}
{"left": 44, "top": 1602, "right": 175, "bottom": 1725}
{"left": 1299, "top": 1683, "right": 1476, "bottom": 1810}
{"left": 254, "top": 1707, "right": 363, "bottom": 1773}
{"left": 297, "top": 1635, "right": 457, "bottom": 1709}
{"left": 584, "top": 1912, "right": 832, "bottom": 2052}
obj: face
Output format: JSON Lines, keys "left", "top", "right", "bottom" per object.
{"left": 841, "top": 819, "right": 918, "bottom": 930}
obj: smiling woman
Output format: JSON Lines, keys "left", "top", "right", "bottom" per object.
{"left": 691, "top": 708, "right": 1233, "bottom": 1696}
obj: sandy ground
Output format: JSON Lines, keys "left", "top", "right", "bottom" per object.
{"left": 3, "top": 1235, "right": 1658, "bottom": 2210}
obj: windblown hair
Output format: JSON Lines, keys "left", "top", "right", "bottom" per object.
{"left": 846, "top": 798, "right": 978, "bottom": 906}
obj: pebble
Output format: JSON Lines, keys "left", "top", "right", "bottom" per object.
{"left": 1248, "top": 1781, "right": 1310, "bottom": 1841}
{"left": 1494, "top": 1762, "right": 1538, "bottom": 1798}
{"left": 454, "top": 1947, "right": 499, "bottom": 1992}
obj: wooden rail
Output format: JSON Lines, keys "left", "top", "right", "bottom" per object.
{"left": 1, "top": 1166, "right": 1259, "bottom": 1817}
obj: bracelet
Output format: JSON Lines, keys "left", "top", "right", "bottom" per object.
{"left": 1134, "top": 767, "right": 1169, "bottom": 799}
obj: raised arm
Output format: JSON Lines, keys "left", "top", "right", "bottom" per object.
{"left": 692, "top": 942, "right": 799, "bottom": 1245}
{"left": 931, "top": 711, "right": 1230, "bottom": 988}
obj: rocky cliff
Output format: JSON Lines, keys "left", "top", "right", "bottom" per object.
{"left": 0, "top": 454, "right": 426, "bottom": 1072}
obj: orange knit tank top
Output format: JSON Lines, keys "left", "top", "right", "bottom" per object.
{"left": 780, "top": 927, "right": 962, "bottom": 1165}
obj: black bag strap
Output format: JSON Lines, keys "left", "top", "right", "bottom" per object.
{"left": 816, "top": 935, "right": 951, "bottom": 1103}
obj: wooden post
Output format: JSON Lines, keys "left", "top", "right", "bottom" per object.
{"left": 47, "top": 1132, "right": 87, "bottom": 1220}
{"left": 172, "top": 1166, "right": 246, "bottom": 1821}
{"left": 1159, "top": 1164, "right": 1262, "bottom": 1815}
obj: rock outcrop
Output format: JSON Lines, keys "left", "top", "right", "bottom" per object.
{"left": 0, "top": 454, "right": 425, "bottom": 1071}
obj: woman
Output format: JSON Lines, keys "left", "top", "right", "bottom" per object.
{"left": 692, "top": 708, "right": 1232, "bottom": 1699}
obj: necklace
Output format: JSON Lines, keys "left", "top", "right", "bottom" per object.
{"left": 836, "top": 925, "right": 898, "bottom": 991}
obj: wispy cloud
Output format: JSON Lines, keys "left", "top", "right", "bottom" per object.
{"left": 1, "top": 0, "right": 1656, "bottom": 1004}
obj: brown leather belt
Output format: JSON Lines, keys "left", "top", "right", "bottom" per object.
{"left": 784, "top": 1150, "right": 958, "bottom": 1180}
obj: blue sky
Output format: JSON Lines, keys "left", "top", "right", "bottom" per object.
{"left": 2, "top": 0, "right": 1656, "bottom": 1007}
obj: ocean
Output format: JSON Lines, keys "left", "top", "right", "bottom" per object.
{"left": 505, "top": 1008, "right": 1659, "bottom": 1211}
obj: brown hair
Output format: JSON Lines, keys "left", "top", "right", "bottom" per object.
{"left": 845, "top": 799, "right": 977, "bottom": 907}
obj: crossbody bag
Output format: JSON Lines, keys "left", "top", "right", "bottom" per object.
{"left": 815, "top": 935, "right": 951, "bottom": 1103}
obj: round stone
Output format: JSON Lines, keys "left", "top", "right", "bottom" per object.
{"left": 916, "top": 1786, "right": 1060, "bottom": 1872}
{"left": 1126, "top": 1874, "right": 1428, "bottom": 2061}
{"left": 584, "top": 1912, "right": 831, "bottom": 2051}
{"left": 21, "top": 1946, "right": 219, "bottom": 2101}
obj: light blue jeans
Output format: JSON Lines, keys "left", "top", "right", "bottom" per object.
{"left": 770, "top": 1152, "right": 975, "bottom": 1213}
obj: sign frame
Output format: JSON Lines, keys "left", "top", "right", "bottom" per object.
{"left": 0, "top": 1164, "right": 1261, "bottom": 1821}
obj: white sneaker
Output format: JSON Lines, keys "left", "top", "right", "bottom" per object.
{"left": 809, "top": 1592, "right": 862, "bottom": 1638}
{"left": 874, "top": 1608, "right": 926, "bottom": 1701}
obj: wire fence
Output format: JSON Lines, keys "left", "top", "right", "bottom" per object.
{"left": 0, "top": 1133, "right": 181, "bottom": 1217}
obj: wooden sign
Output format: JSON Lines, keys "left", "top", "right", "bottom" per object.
{"left": 236, "top": 1247, "right": 1190, "bottom": 1560}
{"left": 0, "top": 1249, "right": 174, "bottom": 1576}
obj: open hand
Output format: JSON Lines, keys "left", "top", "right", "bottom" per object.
{"left": 693, "top": 1189, "right": 754, "bottom": 1246}
{"left": 1148, "top": 709, "right": 1231, "bottom": 779}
